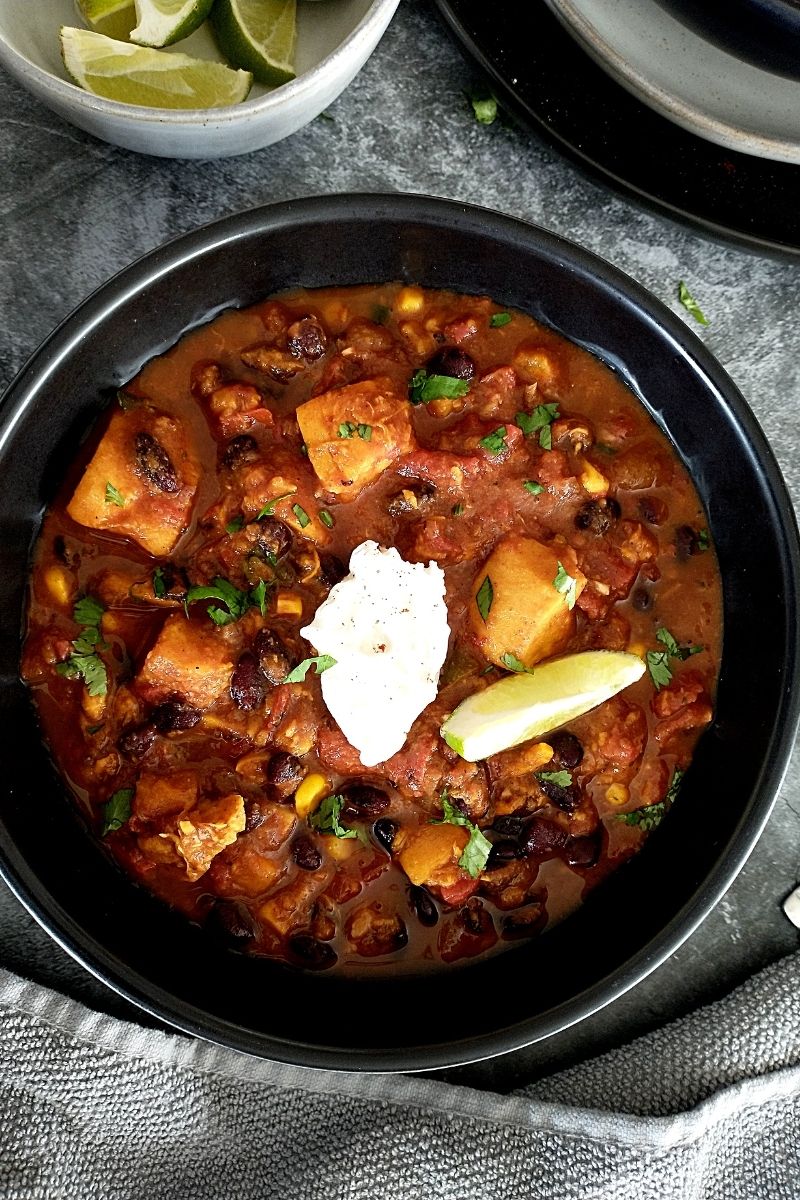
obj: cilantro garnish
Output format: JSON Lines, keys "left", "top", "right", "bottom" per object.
{"left": 256, "top": 492, "right": 294, "bottom": 520}
{"left": 537, "top": 769, "right": 572, "bottom": 788}
{"left": 697, "top": 528, "right": 710, "bottom": 551}
{"left": 225, "top": 515, "right": 244, "bottom": 535}
{"left": 475, "top": 575, "right": 494, "bottom": 622}
{"left": 319, "top": 510, "right": 334, "bottom": 529}
{"left": 501, "top": 652, "right": 533, "bottom": 674}
{"left": 292, "top": 503, "right": 311, "bottom": 529}
{"left": 431, "top": 794, "right": 492, "bottom": 879}
{"left": 308, "top": 794, "right": 360, "bottom": 840}
{"left": 152, "top": 567, "right": 166, "bottom": 599}
{"left": 515, "top": 403, "right": 560, "bottom": 450}
{"left": 184, "top": 576, "right": 268, "bottom": 626}
{"left": 523, "top": 480, "right": 544, "bottom": 496}
{"left": 284, "top": 655, "right": 337, "bottom": 683}
{"left": 647, "top": 627, "right": 702, "bottom": 689}
{"left": 101, "top": 787, "right": 133, "bottom": 836}
{"left": 372, "top": 304, "right": 391, "bottom": 325}
{"left": 104, "top": 482, "right": 125, "bottom": 508}
{"left": 469, "top": 91, "right": 498, "bottom": 125}
{"left": 409, "top": 370, "right": 470, "bottom": 406}
{"left": 338, "top": 422, "right": 356, "bottom": 438}
{"left": 55, "top": 595, "right": 108, "bottom": 697}
{"left": 117, "top": 390, "right": 138, "bottom": 411}
{"left": 490, "top": 312, "right": 512, "bottom": 328}
{"left": 553, "top": 561, "right": 578, "bottom": 610}
{"left": 678, "top": 281, "right": 709, "bottom": 327}
{"left": 616, "top": 801, "right": 667, "bottom": 831}
{"left": 665, "top": 766, "right": 685, "bottom": 805}
{"left": 451, "top": 503, "right": 465, "bottom": 517}
{"left": 478, "top": 426, "right": 509, "bottom": 456}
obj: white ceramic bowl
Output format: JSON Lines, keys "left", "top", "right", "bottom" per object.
{"left": 0, "top": 0, "right": 399, "bottom": 158}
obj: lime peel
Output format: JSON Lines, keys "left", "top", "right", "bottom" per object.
{"left": 130, "top": 0, "right": 216, "bottom": 48}
{"left": 211, "top": 0, "right": 296, "bottom": 87}
{"left": 440, "top": 650, "right": 646, "bottom": 762}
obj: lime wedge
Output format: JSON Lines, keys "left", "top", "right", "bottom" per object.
{"left": 130, "top": 0, "right": 215, "bottom": 48}
{"left": 440, "top": 651, "right": 646, "bottom": 762}
{"left": 77, "top": 0, "right": 136, "bottom": 41}
{"left": 61, "top": 28, "right": 253, "bottom": 109}
{"left": 211, "top": 0, "right": 296, "bottom": 87}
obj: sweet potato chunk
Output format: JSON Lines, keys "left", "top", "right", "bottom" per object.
{"left": 469, "top": 536, "right": 586, "bottom": 669}
{"left": 296, "top": 377, "right": 416, "bottom": 500}
{"left": 67, "top": 408, "right": 199, "bottom": 556}
{"left": 136, "top": 615, "right": 235, "bottom": 708}
{"left": 132, "top": 769, "right": 199, "bottom": 824}
{"left": 395, "top": 823, "right": 469, "bottom": 888}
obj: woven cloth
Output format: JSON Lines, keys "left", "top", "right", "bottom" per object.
{"left": 1, "top": 953, "right": 799, "bottom": 1199}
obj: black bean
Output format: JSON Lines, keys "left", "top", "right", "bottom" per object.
{"left": 426, "top": 346, "right": 475, "bottom": 381}
{"left": 253, "top": 629, "right": 291, "bottom": 685}
{"left": 632, "top": 586, "right": 653, "bottom": 612}
{"left": 549, "top": 732, "right": 584, "bottom": 769}
{"left": 486, "top": 840, "right": 523, "bottom": 868}
{"left": 491, "top": 815, "right": 527, "bottom": 839}
{"left": 118, "top": 722, "right": 156, "bottom": 759}
{"left": 675, "top": 524, "right": 700, "bottom": 561}
{"left": 574, "top": 497, "right": 621, "bottom": 535}
{"left": 340, "top": 784, "right": 390, "bottom": 819}
{"left": 230, "top": 651, "right": 267, "bottom": 711}
{"left": 522, "top": 817, "right": 568, "bottom": 858}
{"left": 502, "top": 911, "right": 545, "bottom": 940}
{"left": 318, "top": 554, "right": 348, "bottom": 590}
{"left": 292, "top": 836, "right": 322, "bottom": 871}
{"left": 638, "top": 496, "right": 667, "bottom": 525}
{"left": 287, "top": 317, "right": 327, "bottom": 362}
{"left": 151, "top": 698, "right": 201, "bottom": 733}
{"left": 222, "top": 434, "right": 258, "bottom": 470}
{"left": 373, "top": 818, "right": 398, "bottom": 853}
{"left": 255, "top": 517, "right": 292, "bottom": 562}
{"left": 244, "top": 799, "right": 267, "bottom": 832}
{"left": 289, "top": 934, "right": 337, "bottom": 970}
{"left": 206, "top": 900, "right": 258, "bottom": 946}
{"left": 538, "top": 779, "right": 580, "bottom": 813}
{"left": 134, "top": 432, "right": 179, "bottom": 494}
{"left": 458, "top": 898, "right": 493, "bottom": 936}
{"left": 565, "top": 833, "right": 601, "bottom": 869}
{"left": 409, "top": 885, "right": 439, "bottom": 926}
{"left": 266, "top": 752, "right": 304, "bottom": 789}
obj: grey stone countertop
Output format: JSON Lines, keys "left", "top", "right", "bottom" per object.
{"left": 1, "top": 0, "right": 798, "bottom": 1092}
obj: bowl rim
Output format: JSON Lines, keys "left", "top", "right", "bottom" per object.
{"left": 0, "top": 0, "right": 399, "bottom": 125}
{"left": 2, "top": 192, "right": 799, "bottom": 1071}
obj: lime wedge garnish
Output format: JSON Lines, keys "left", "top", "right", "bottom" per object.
{"left": 130, "top": 0, "right": 215, "bottom": 48}
{"left": 440, "top": 651, "right": 646, "bottom": 762}
{"left": 77, "top": 0, "right": 136, "bottom": 41}
{"left": 61, "top": 28, "right": 253, "bottom": 109}
{"left": 211, "top": 0, "right": 296, "bottom": 87}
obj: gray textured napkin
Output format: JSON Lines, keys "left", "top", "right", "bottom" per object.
{"left": 1, "top": 953, "right": 799, "bottom": 1199}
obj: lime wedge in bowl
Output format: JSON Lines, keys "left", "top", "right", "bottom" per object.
{"left": 61, "top": 28, "right": 253, "bottom": 108}
{"left": 77, "top": 0, "right": 136, "bottom": 41}
{"left": 129, "top": 0, "right": 216, "bottom": 48}
{"left": 211, "top": 0, "right": 297, "bottom": 87}
{"left": 441, "top": 650, "right": 646, "bottom": 762}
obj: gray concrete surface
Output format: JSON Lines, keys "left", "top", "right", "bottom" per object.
{"left": 1, "top": 0, "right": 798, "bottom": 1091}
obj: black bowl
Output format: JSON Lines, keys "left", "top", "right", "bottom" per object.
{"left": 654, "top": 0, "right": 800, "bottom": 78}
{"left": 1, "top": 194, "right": 798, "bottom": 1071}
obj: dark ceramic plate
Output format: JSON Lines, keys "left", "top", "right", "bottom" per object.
{"left": 1, "top": 194, "right": 798, "bottom": 1071}
{"left": 434, "top": 0, "right": 800, "bottom": 259}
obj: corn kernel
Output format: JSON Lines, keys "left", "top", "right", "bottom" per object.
{"left": 295, "top": 773, "right": 329, "bottom": 818}
{"left": 579, "top": 461, "right": 609, "bottom": 497}
{"left": 513, "top": 347, "right": 557, "bottom": 386}
{"left": 395, "top": 286, "right": 425, "bottom": 316}
{"left": 276, "top": 590, "right": 303, "bottom": 617}
{"left": 44, "top": 565, "right": 74, "bottom": 607}
{"left": 326, "top": 836, "right": 359, "bottom": 862}
{"left": 81, "top": 691, "right": 106, "bottom": 722}
{"left": 606, "top": 783, "right": 629, "bottom": 806}
{"left": 628, "top": 641, "right": 647, "bottom": 660}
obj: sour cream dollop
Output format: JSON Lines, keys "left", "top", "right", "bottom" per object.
{"left": 300, "top": 540, "right": 450, "bottom": 767}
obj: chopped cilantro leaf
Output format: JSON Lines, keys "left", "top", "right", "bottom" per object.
{"left": 469, "top": 91, "right": 497, "bottom": 125}
{"left": 452, "top": 503, "right": 465, "bottom": 516}
{"left": 372, "top": 304, "right": 391, "bottom": 325}
{"left": 617, "top": 801, "right": 667, "bottom": 831}
{"left": 537, "top": 769, "right": 572, "bottom": 788}
{"left": 338, "top": 422, "right": 356, "bottom": 438}
{"left": 56, "top": 596, "right": 108, "bottom": 696}
{"left": 185, "top": 577, "right": 253, "bottom": 626}
{"left": 678, "top": 281, "right": 709, "bottom": 326}
{"left": 431, "top": 794, "right": 492, "bottom": 878}
{"left": 104, "top": 482, "right": 124, "bottom": 507}
{"left": 357, "top": 423, "right": 372, "bottom": 441}
{"left": 256, "top": 492, "right": 294, "bottom": 520}
{"left": 152, "top": 567, "right": 166, "bottom": 599}
{"left": 646, "top": 649, "right": 673, "bottom": 690}
{"left": 656, "top": 626, "right": 702, "bottom": 661}
{"left": 501, "top": 652, "right": 533, "bottom": 674}
{"left": 284, "top": 655, "right": 337, "bottom": 683}
{"left": 308, "top": 793, "right": 359, "bottom": 840}
{"left": 475, "top": 575, "right": 494, "bottom": 622}
{"left": 101, "top": 787, "right": 133, "bottom": 836}
{"left": 251, "top": 579, "right": 268, "bottom": 617}
{"left": 490, "top": 312, "right": 512, "bottom": 328}
{"left": 515, "top": 403, "right": 559, "bottom": 450}
{"left": 117, "top": 390, "right": 138, "bottom": 411}
{"left": 409, "top": 370, "right": 470, "bottom": 406}
{"left": 697, "top": 528, "right": 710, "bottom": 551}
{"left": 553, "top": 561, "right": 578, "bottom": 610}
{"left": 73, "top": 596, "right": 104, "bottom": 627}
{"left": 292, "top": 503, "right": 311, "bottom": 529}
{"left": 225, "top": 515, "right": 244, "bottom": 535}
{"left": 523, "top": 480, "right": 544, "bottom": 496}
{"left": 478, "top": 426, "right": 508, "bottom": 456}
{"left": 319, "top": 510, "right": 334, "bottom": 529}
{"left": 666, "top": 766, "right": 685, "bottom": 805}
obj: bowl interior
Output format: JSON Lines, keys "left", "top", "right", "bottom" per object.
{"left": 0, "top": 0, "right": 375, "bottom": 98}
{"left": 1, "top": 196, "right": 797, "bottom": 1071}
